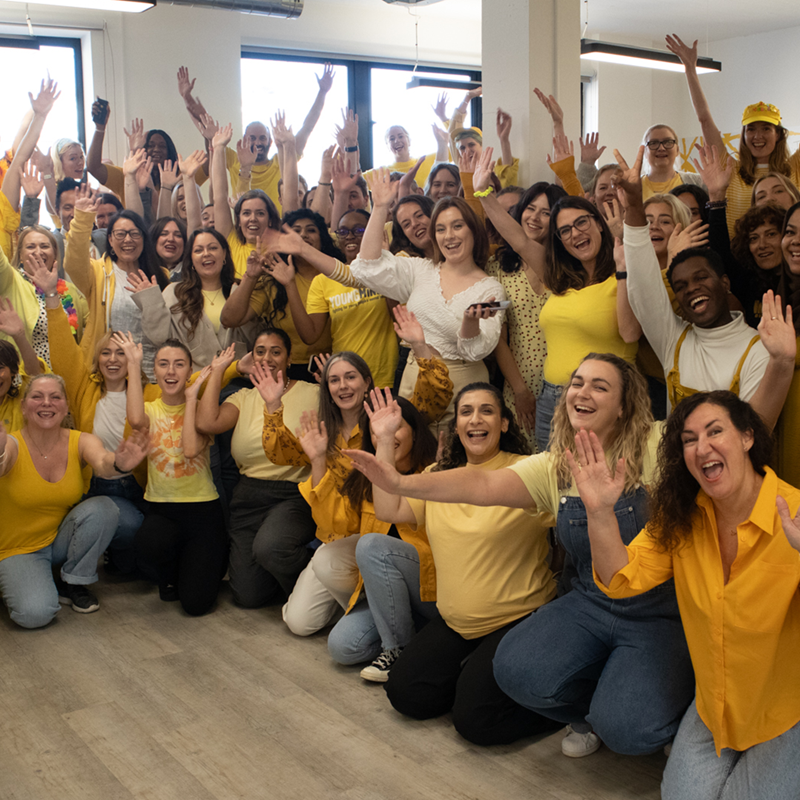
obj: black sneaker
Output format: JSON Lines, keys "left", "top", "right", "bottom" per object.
{"left": 360, "top": 647, "right": 402, "bottom": 683}
{"left": 58, "top": 584, "right": 100, "bottom": 614}
{"left": 159, "top": 584, "right": 180, "bottom": 602}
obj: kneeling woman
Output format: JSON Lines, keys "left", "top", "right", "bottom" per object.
{"left": 122, "top": 336, "right": 228, "bottom": 615}
{"left": 347, "top": 383, "right": 559, "bottom": 746}
{"left": 347, "top": 355, "right": 694, "bottom": 755}
{"left": 572, "top": 391, "right": 800, "bottom": 797}
{"left": 0, "top": 375, "right": 148, "bottom": 628}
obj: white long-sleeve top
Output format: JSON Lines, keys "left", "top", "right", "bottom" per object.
{"left": 624, "top": 222, "right": 769, "bottom": 412}
{"left": 349, "top": 251, "right": 506, "bottom": 362}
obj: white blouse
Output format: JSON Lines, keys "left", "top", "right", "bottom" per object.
{"left": 349, "top": 251, "right": 506, "bottom": 362}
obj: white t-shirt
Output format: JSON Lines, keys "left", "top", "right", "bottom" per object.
{"left": 92, "top": 390, "right": 128, "bottom": 477}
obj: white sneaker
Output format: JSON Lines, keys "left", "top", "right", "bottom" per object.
{"left": 360, "top": 647, "right": 402, "bottom": 683}
{"left": 561, "top": 725, "right": 601, "bottom": 758}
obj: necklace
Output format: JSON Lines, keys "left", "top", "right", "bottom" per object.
{"left": 26, "top": 430, "right": 57, "bottom": 460}
{"left": 203, "top": 289, "right": 223, "bottom": 306}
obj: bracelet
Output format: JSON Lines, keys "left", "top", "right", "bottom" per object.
{"left": 46, "top": 292, "right": 59, "bottom": 298}
{"left": 43, "top": 174, "right": 53, "bottom": 181}
{"left": 615, "top": 271, "right": 628, "bottom": 281}
{"left": 344, "top": 145, "right": 358, "bottom": 153}
{"left": 706, "top": 199, "right": 727, "bottom": 209}
{"left": 113, "top": 459, "right": 126, "bottom": 474}
{"left": 473, "top": 187, "right": 494, "bottom": 198}
{"left": 161, "top": 185, "right": 175, "bottom": 192}
{"left": 318, "top": 181, "right": 332, "bottom": 186}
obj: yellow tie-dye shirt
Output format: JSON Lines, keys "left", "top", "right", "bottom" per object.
{"left": 143, "top": 398, "right": 218, "bottom": 503}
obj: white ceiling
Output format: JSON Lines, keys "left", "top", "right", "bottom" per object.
{"left": 342, "top": 0, "right": 800, "bottom": 42}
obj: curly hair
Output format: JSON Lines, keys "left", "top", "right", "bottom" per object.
{"left": 341, "top": 395, "right": 437, "bottom": 509}
{"left": 649, "top": 391, "right": 773, "bottom": 552}
{"left": 731, "top": 202, "right": 786, "bottom": 275}
{"left": 546, "top": 197, "right": 616, "bottom": 295}
{"left": 549, "top": 353, "right": 654, "bottom": 493}
{"left": 391, "top": 196, "right": 435, "bottom": 258}
{"left": 0, "top": 340, "right": 20, "bottom": 399}
{"left": 432, "top": 383, "right": 530, "bottom": 472}
{"left": 283, "top": 209, "right": 346, "bottom": 261}
{"left": 498, "top": 182, "right": 567, "bottom": 274}
{"left": 171, "top": 228, "right": 235, "bottom": 337}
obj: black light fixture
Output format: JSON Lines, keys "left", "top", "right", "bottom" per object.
{"left": 406, "top": 76, "right": 482, "bottom": 91}
{"left": 580, "top": 40, "right": 721, "bottom": 73}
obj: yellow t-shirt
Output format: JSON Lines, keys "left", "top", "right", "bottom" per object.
{"left": 143, "top": 398, "right": 218, "bottom": 503}
{"left": 197, "top": 148, "right": 283, "bottom": 213}
{"left": 642, "top": 173, "right": 685, "bottom": 200}
{"left": 363, "top": 154, "right": 436, "bottom": 192}
{"left": 203, "top": 291, "right": 223, "bottom": 334}
{"left": 0, "top": 190, "right": 20, "bottom": 260}
{"left": 227, "top": 231, "right": 256, "bottom": 282}
{"left": 103, "top": 164, "right": 125, "bottom": 198}
{"left": 225, "top": 381, "right": 317, "bottom": 482}
{"left": 306, "top": 274, "right": 398, "bottom": 388}
{"left": 539, "top": 276, "right": 638, "bottom": 385}
{"left": 406, "top": 451, "right": 556, "bottom": 639}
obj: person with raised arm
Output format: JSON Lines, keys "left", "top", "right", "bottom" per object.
{"left": 178, "top": 65, "right": 336, "bottom": 212}
{"left": 122, "top": 334, "right": 227, "bottom": 614}
{"left": 0, "top": 299, "right": 43, "bottom": 433}
{"left": 345, "top": 354, "right": 695, "bottom": 757}
{"left": 666, "top": 33, "right": 800, "bottom": 236}
{"left": 0, "top": 374, "right": 149, "bottom": 627}
{"left": 617, "top": 145, "right": 795, "bottom": 427}
{"left": 568, "top": 391, "right": 800, "bottom": 797}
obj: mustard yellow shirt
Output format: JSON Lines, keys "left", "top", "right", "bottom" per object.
{"left": 597, "top": 467, "right": 800, "bottom": 754}
{"left": 539, "top": 276, "right": 638, "bottom": 385}
{"left": 406, "top": 451, "right": 556, "bottom": 639}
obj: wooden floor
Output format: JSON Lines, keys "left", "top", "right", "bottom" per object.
{"left": 0, "top": 572, "right": 666, "bottom": 800}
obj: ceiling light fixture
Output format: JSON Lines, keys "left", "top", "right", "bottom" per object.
{"left": 2, "top": 0, "right": 154, "bottom": 11}
{"left": 580, "top": 40, "right": 721, "bottom": 73}
{"left": 406, "top": 76, "right": 481, "bottom": 91}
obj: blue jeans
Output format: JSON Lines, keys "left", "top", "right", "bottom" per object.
{"left": 0, "top": 496, "right": 119, "bottom": 629}
{"left": 88, "top": 475, "right": 144, "bottom": 574}
{"left": 535, "top": 380, "right": 562, "bottom": 453}
{"left": 662, "top": 700, "right": 800, "bottom": 800}
{"left": 327, "top": 534, "right": 439, "bottom": 665}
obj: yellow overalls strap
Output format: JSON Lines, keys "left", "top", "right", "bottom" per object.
{"left": 729, "top": 336, "right": 761, "bottom": 396}
{"left": 666, "top": 326, "right": 692, "bottom": 409}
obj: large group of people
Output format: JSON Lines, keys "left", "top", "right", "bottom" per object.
{"left": 1, "top": 32, "right": 800, "bottom": 798}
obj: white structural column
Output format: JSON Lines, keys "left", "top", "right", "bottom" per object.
{"left": 481, "top": 0, "right": 582, "bottom": 187}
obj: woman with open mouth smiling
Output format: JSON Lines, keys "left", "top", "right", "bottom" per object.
{"left": 570, "top": 390, "right": 800, "bottom": 798}
{"left": 345, "top": 354, "right": 693, "bottom": 756}
{"left": 150, "top": 216, "right": 187, "bottom": 280}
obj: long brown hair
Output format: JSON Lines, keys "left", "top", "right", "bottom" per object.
{"left": 649, "top": 391, "right": 772, "bottom": 552}
{"left": 738, "top": 124, "right": 790, "bottom": 185}
{"left": 171, "top": 228, "right": 235, "bottom": 337}
{"left": 429, "top": 197, "right": 489, "bottom": 269}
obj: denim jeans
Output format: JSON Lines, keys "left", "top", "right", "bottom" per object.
{"left": 88, "top": 475, "right": 144, "bottom": 574}
{"left": 0, "top": 496, "right": 119, "bottom": 628}
{"left": 327, "top": 534, "right": 440, "bottom": 665}
{"left": 662, "top": 700, "right": 800, "bottom": 800}
{"left": 534, "top": 380, "right": 562, "bottom": 453}
{"left": 493, "top": 490, "right": 694, "bottom": 755}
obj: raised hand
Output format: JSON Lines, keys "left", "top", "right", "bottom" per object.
{"left": 123, "top": 118, "right": 146, "bottom": 152}
{"left": 264, "top": 252, "right": 296, "bottom": 287}
{"left": 432, "top": 92, "right": 449, "bottom": 124}
{"left": 177, "top": 66, "right": 196, "bottom": 100}
{"left": 74, "top": 183, "right": 101, "bottom": 214}
{"left": 691, "top": 142, "right": 733, "bottom": 201}
{"left": 757, "top": 291, "right": 796, "bottom": 363}
{"left": 335, "top": 107, "right": 359, "bottom": 147}
{"left": 604, "top": 200, "right": 624, "bottom": 241}
{"left": 158, "top": 159, "right": 180, "bottom": 191}
{"left": 296, "top": 410, "right": 329, "bottom": 461}
{"left": 665, "top": 34, "right": 698, "bottom": 71}
{"left": 194, "top": 113, "right": 219, "bottom": 142}
{"left": 185, "top": 366, "right": 212, "bottom": 401}
{"left": 211, "top": 123, "right": 233, "bottom": 150}
{"left": 580, "top": 133, "right": 606, "bottom": 164}
{"left": 548, "top": 132, "right": 574, "bottom": 164}
{"left": 667, "top": 219, "right": 710, "bottom": 262}
{"left": 431, "top": 124, "right": 450, "bottom": 149}
{"left": 123, "top": 148, "right": 148, "bottom": 178}
{"left": 399, "top": 156, "right": 426, "bottom": 195}
{"left": 316, "top": 63, "right": 335, "bottom": 94}
{"left": 250, "top": 359, "right": 286, "bottom": 409}
{"left": 312, "top": 353, "right": 330, "bottom": 383}
{"left": 365, "top": 387, "right": 403, "bottom": 442}
{"left": 21, "top": 162, "right": 44, "bottom": 198}
{"left": 331, "top": 151, "right": 358, "bottom": 193}
{"left": 565, "top": 429, "right": 626, "bottom": 513}
{"left": 0, "top": 298, "right": 25, "bottom": 338}
{"left": 24, "top": 250, "right": 58, "bottom": 294}
{"left": 236, "top": 138, "right": 257, "bottom": 170}
{"left": 370, "top": 167, "right": 399, "bottom": 208}
{"left": 613, "top": 146, "right": 645, "bottom": 206}
{"left": 210, "top": 344, "right": 237, "bottom": 373}
{"left": 534, "top": 88, "right": 564, "bottom": 124}
{"left": 342, "top": 447, "right": 403, "bottom": 494}
{"left": 126, "top": 269, "right": 160, "bottom": 294}
{"left": 91, "top": 98, "right": 110, "bottom": 128}
{"left": 472, "top": 146, "right": 496, "bottom": 193}
{"left": 496, "top": 108, "right": 513, "bottom": 140}
{"left": 465, "top": 86, "right": 483, "bottom": 103}
{"left": 178, "top": 149, "right": 207, "bottom": 179}
{"left": 114, "top": 428, "right": 151, "bottom": 472}
{"left": 29, "top": 77, "right": 60, "bottom": 116}
{"left": 612, "top": 236, "right": 626, "bottom": 273}
{"left": 459, "top": 147, "right": 479, "bottom": 174}
{"left": 244, "top": 239, "right": 269, "bottom": 280}
{"left": 111, "top": 331, "right": 143, "bottom": 367}
{"left": 29, "top": 147, "right": 53, "bottom": 177}
{"left": 392, "top": 304, "right": 426, "bottom": 347}
{"left": 776, "top": 495, "right": 800, "bottom": 553}
{"left": 270, "top": 113, "right": 295, "bottom": 149}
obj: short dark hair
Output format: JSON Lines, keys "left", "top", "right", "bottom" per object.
{"left": 0, "top": 340, "right": 20, "bottom": 398}
{"left": 254, "top": 326, "right": 292, "bottom": 358}
{"left": 283, "top": 209, "right": 345, "bottom": 260}
{"left": 156, "top": 338, "right": 193, "bottom": 366}
{"left": 55, "top": 178, "right": 81, "bottom": 211}
{"left": 336, "top": 207, "right": 370, "bottom": 229}
{"left": 97, "top": 192, "right": 123, "bottom": 211}
{"left": 669, "top": 184, "right": 710, "bottom": 225}
{"left": 667, "top": 246, "right": 726, "bottom": 285}
{"left": 390, "top": 195, "right": 435, "bottom": 258}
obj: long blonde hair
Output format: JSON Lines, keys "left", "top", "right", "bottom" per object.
{"left": 549, "top": 353, "right": 654, "bottom": 493}
{"left": 50, "top": 139, "right": 84, "bottom": 183}
{"left": 89, "top": 330, "right": 148, "bottom": 398}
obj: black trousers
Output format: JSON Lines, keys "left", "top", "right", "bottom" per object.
{"left": 385, "top": 615, "right": 560, "bottom": 746}
{"left": 135, "top": 500, "right": 228, "bottom": 616}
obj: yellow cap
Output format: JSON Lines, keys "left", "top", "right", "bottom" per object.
{"left": 453, "top": 126, "right": 483, "bottom": 143}
{"left": 742, "top": 102, "right": 781, "bottom": 127}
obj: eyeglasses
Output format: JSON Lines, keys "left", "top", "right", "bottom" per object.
{"left": 645, "top": 138, "right": 677, "bottom": 151}
{"left": 336, "top": 226, "right": 366, "bottom": 238}
{"left": 111, "top": 229, "right": 143, "bottom": 242}
{"left": 555, "top": 214, "right": 593, "bottom": 241}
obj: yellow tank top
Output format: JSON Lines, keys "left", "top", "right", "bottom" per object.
{"left": 0, "top": 429, "right": 84, "bottom": 562}
{"left": 666, "top": 326, "right": 760, "bottom": 408}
